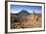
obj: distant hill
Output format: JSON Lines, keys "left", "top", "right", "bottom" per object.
{"left": 17, "top": 10, "right": 31, "bottom": 16}
{"left": 11, "top": 10, "right": 42, "bottom": 19}
{"left": 11, "top": 10, "right": 31, "bottom": 18}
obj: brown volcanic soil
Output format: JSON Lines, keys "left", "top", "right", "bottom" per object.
{"left": 11, "top": 14, "right": 42, "bottom": 29}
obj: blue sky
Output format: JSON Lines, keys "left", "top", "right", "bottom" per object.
{"left": 10, "top": 5, "right": 42, "bottom": 13}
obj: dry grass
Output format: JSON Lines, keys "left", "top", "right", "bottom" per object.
{"left": 11, "top": 14, "right": 42, "bottom": 29}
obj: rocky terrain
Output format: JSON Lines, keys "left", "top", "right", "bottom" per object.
{"left": 11, "top": 10, "right": 42, "bottom": 29}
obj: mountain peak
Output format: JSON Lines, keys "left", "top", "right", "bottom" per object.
{"left": 18, "top": 10, "right": 30, "bottom": 16}
{"left": 19, "top": 10, "right": 29, "bottom": 13}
